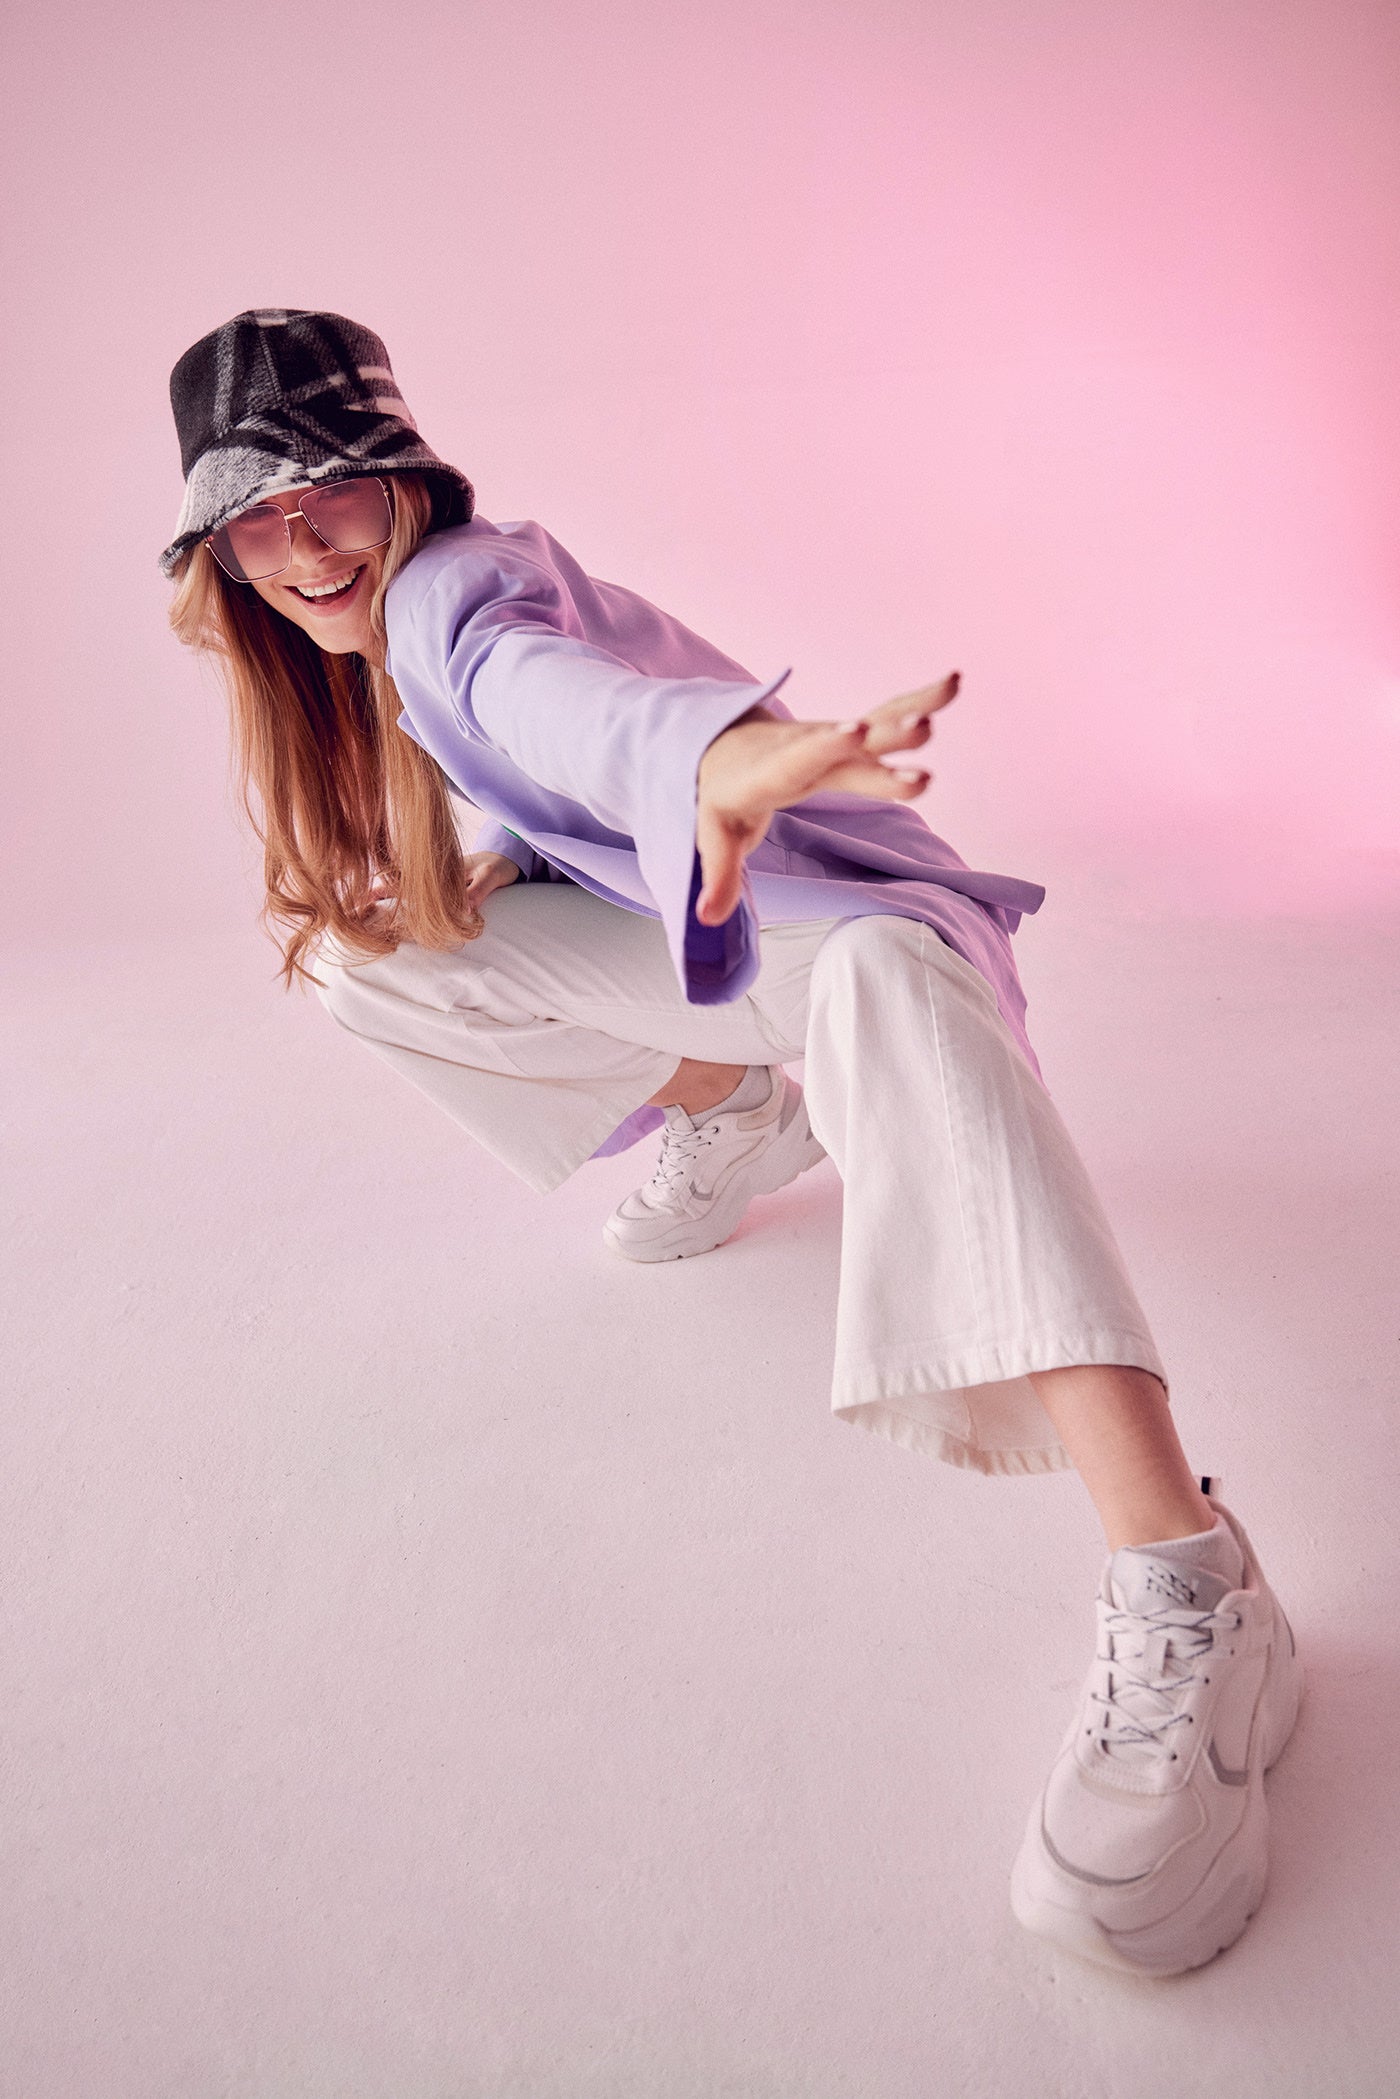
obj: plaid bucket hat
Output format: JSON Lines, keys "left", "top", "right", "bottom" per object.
{"left": 159, "top": 307, "right": 474, "bottom": 575}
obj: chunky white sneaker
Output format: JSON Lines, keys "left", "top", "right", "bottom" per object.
{"left": 602, "top": 1069, "right": 826, "bottom": 1262}
{"left": 1010, "top": 1497, "right": 1302, "bottom": 1976}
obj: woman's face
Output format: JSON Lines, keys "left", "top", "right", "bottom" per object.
{"left": 244, "top": 485, "right": 386, "bottom": 656}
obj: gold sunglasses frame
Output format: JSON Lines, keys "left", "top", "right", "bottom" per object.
{"left": 205, "top": 475, "right": 394, "bottom": 582}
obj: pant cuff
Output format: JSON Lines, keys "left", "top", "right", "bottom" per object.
{"left": 831, "top": 1327, "right": 1169, "bottom": 1478}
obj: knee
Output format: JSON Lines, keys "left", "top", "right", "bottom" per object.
{"left": 809, "top": 913, "right": 998, "bottom": 1028}
{"left": 311, "top": 934, "right": 468, "bottom": 1042}
{"left": 310, "top": 943, "right": 407, "bottom": 1037}
{"left": 809, "top": 912, "right": 924, "bottom": 1002}
{"left": 310, "top": 953, "right": 366, "bottom": 1032}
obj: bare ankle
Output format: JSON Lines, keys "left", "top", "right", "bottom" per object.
{"left": 646, "top": 1059, "right": 749, "bottom": 1117}
{"left": 1026, "top": 1362, "right": 1215, "bottom": 1554}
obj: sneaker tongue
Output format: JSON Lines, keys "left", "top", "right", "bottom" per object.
{"left": 1109, "top": 1551, "right": 1233, "bottom": 1616}
{"left": 1098, "top": 1552, "right": 1235, "bottom": 1769}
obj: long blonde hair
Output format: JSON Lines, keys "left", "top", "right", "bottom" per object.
{"left": 168, "top": 474, "right": 481, "bottom": 987}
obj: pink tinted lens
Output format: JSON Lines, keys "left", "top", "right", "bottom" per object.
{"left": 210, "top": 505, "right": 291, "bottom": 582}
{"left": 301, "top": 477, "right": 393, "bottom": 552}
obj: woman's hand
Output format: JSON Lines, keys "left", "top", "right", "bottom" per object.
{"left": 462, "top": 850, "right": 522, "bottom": 913}
{"left": 693, "top": 672, "right": 960, "bottom": 926}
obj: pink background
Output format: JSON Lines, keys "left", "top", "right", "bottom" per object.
{"left": 6, "top": 6, "right": 1400, "bottom": 2094}
{"left": 4, "top": 0, "right": 1399, "bottom": 941}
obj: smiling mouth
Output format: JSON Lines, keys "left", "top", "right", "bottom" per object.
{"left": 290, "top": 565, "right": 365, "bottom": 605}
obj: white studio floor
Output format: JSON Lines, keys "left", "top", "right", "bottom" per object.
{"left": 4, "top": 881, "right": 1399, "bottom": 2099}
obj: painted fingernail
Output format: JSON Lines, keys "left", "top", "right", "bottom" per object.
{"left": 901, "top": 711, "right": 931, "bottom": 730}
{"left": 836, "top": 719, "right": 867, "bottom": 735}
{"left": 892, "top": 768, "right": 929, "bottom": 785}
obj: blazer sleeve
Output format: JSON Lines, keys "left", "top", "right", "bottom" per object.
{"left": 472, "top": 817, "right": 545, "bottom": 883}
{"left": 388, "top": 543, "right": 792, "bottom": 1002}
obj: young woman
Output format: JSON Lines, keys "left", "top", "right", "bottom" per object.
{"left": 163, "top": 307, "right": 1300, "bottom": 1976}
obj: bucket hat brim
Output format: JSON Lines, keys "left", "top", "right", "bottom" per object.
{"left": 159, "top": 309, "right": 473, "bottom": 576}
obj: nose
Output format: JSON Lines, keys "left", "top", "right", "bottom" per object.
{"left": 285, "top": 509, "right": 331, "bottom": 566}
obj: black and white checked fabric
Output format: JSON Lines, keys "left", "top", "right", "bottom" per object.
{"left": 160, "top": 308, "right": 473, "bottom": 575}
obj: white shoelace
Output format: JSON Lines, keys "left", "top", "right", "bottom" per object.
{"left": 1089, "top": 1600, "right": 1242, "bottom": 1766}
{"left": 647, "top": 1119, "right": 719, "bottom": 1196}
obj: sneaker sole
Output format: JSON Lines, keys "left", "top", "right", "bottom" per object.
{"left": 1010, "top": 1612, "right": 1303, "bottom": 1978}
{"left": 602, "top": 1107, "right": 827, "bottom": 1263}
{"left": 1010, "top": 1794, "right": 1270, "bottom": 1978}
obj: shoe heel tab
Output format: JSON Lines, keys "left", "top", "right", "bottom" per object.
{"left": 1200, "top": 1491, "right": 1263, "bottom": 1599}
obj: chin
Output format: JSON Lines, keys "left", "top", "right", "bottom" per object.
{"left": 276, "top": 607, "right": 372, "bottom": 656}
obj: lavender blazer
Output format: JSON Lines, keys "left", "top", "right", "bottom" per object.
{"left": 384, "top": 517, "right": 1048, "bottom": 1154}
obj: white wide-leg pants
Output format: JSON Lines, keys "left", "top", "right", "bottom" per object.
{"left": 314, "top": 884, "right": 1167, "bottom": 1477}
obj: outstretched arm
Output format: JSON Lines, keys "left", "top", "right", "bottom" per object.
{"left": 694, "top": 674, "right": 960, "bottom": 925}
{"left": 387, "top": 538, "right": 956, "bottom": 1003}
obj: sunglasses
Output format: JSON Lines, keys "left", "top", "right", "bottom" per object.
{"left": 206, "top": 476, "right": 393, "bottom": 583}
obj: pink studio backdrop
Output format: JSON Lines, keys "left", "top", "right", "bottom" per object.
{"left": 3, "top": 0, "right": 1398, "bottom": 948}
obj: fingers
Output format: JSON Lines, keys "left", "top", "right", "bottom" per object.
{"left": 885, "top": 675, "right": 965, "bottom": 717}
{"left": 694, "top": 803, "right": 752, "bottom": 925}
{"left": 879, "top": 671, "right": 960, "bottom": 719}
{"left": 462, "top": 865, "right": 516, "bottom": 911}
{"left": 735, "top": 720, "right": 876, "bottom": 813}
{"left": 719, "top": 724, "right": 934, "bottom": 821}
{"left": 463, "top": 851, "right": 522, "bottom": 894}
{"left": 701, "top": 700, "right": 949, "bottom": 825}
{"left": 693, "top": 697, "right": 949, "bottom": 922}
{"left": 860, "top": 672, "right": 960, "bottom": 757}
{"left": 694, "top": 885, "right": 739, "bottom": 927}
{"left": 756, "top": 722, "right": 934, "bottom": 806}
{"left": 816, "top": 755, "right": 932, "bottom": 801}
{"left": 695, "top": 865, "right": 744, "bottom": 926}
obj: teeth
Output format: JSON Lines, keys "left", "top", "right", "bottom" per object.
{"left": 295, "top": 570, "right": 359, "bottom": 600}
